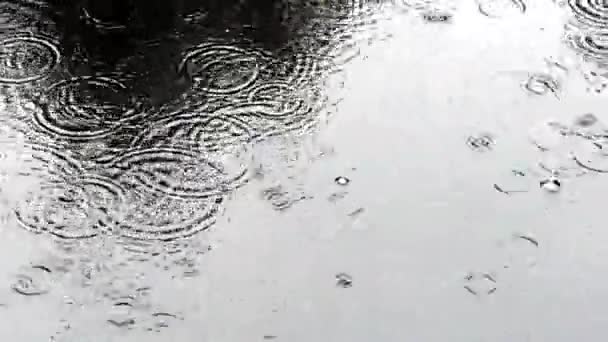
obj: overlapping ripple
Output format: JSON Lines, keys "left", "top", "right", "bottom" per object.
{"left": 178, "top": 41, "right": 272, "bottom": 96}
{"left": 30, "top": 76, "right": 144, "bottom": 141}
{"left": 568, "top": 0, "right": 608, "bottom": 28}
{"left": 565, "top": 28, "right": 608, "bottom": 61}
{"left": 102, "top": 146, "right": 248, "bottom": 200}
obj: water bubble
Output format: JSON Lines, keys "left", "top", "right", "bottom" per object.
{"left": 11, "top": 265, "right": 53, "bottom": 296}
{"left": 574, "top": 112, "right": 599, "bottom": 127}
{"left": 261, "top": 185, "right": 309, "bottom": 211}
{"left": 540, "top": 176, "right": 561, "bottom": 192}
{"left": 336, "top": 273, "right": 353, "bottom": 288}
{"left": 463, "top": 272, "right": 497, "bottom": 296}
{"left": 0, "top": 33, "right": 61, "bottom": 84}
{"left": 523, "top": 73, "right": 560, "bottom": 97}
{"left": 466, "top": 133, "right": 495, "bottom": 151}
{"left": 567, "top": 0, "right": 608, "bottom": 28}
{"left": 335, "top": 176, "right": 350, "bottom": 186}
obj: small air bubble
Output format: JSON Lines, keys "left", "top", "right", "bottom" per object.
{"left": 335, "top": 273, "right": 353, "bottom": 288}
{"left": 334, "top": 176, "right": 350, "bottom": 186}
{"left": 540, "top": 177, "right": 561, "bottom": 192}
{"left": 466, "top": 133, "right": 495, "bottom": 151}
{"left": 574, "top": 113, "right": 598, "bottom": 127}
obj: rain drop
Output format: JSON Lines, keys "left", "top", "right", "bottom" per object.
{"left": 540, "top": 177, "right": 561, "bottom": 192}
{"left": 336, "top": 273, "right": 353, "bottom": 288}
{"left": 334, "top": 176, "right": 350, "bottom": 186}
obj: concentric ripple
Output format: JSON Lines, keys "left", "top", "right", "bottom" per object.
{"left": 131, "top": 112, "right": 257, "bottom": 153}
{"left": 565, "top": 29, "right": 608, "bottom": 61}
{"left": 106, "top": 146, "right": 249, "bottom": 200}
{"left": 247, "top": 81, "right": 307, "bottom": 117}
{"left": 14, "top": 181, "right": 109, "bottom": 239}
{"left": 31, "top": 77, "right": 143, "bottom": 141}
{"left": 111, "top": 191, "right": 224, "bottom": 241}
{"left": 568, "top": 0, "right": 608, "bottom": 28}
{"left": 0, "top": 33, "right": 60, "bottom": 84}
{"left": 178, "top": 42, "right": 270, "bottom": 96}
{"left": 245, "top": 82, "right": 327, "bottom": 135}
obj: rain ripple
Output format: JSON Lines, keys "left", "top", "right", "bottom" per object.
{"left": 0, "top": 32, "right": 60, "bottom": 85}
{"left": 11, "top": 264, "right": 53, "bottom": 296}
{"left": 565, "top": 28, "right": 608, "bottom": 62}
{"left": 31, "top": 76, "right": 144, "bottom": 142}
{"left": 568, "top": 0, "right": 608, "bottom": 28}
{"left": 101, "top": 146, "right": 249, "bottom": 200}
{"left": 178, "top": 41, "right": 272, "bottom": 97}
{"left": 13, "top": 173, "right": 126, "bottom": 239}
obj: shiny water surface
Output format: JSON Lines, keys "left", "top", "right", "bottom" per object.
{"left": 0, "top": 0, "right": 607, "bottom": 340}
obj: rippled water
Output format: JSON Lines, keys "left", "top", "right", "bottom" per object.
{"left": 1, "top": 0, "right": 608, "bottom": 340}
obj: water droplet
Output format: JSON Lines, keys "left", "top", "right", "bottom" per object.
{"left": 523, "top": 73, "right": 560, "bottom": 97}
{"left": 466, "top": 133, "right": 495, "bottom": 151}
{"left": 463, "top": 272, "right": 497, "bottom": 296}
{"left": 336, "top": 273, "right": 353, "bottom": 288}
{"left": 334, "top": 176, "right": 350, "bottom": 186}
{"left": 574, "top": 113, "right": 598, "bottom": 127}
{"left": 540, "top": 176, "right": 561, "bottom": 192}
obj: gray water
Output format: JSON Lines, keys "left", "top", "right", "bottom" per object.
{"left": 1, "top": 0, "right": 608, "bottom": 341}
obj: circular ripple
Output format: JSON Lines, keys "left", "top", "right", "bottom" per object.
{"left": 571, "top": 135, "right": 608, "bottom": 172}
{"left": 11, "top": 265, "right": 52, "bottom": 296}
{"left": 107, "top": 146, "right": 249, "bottom": 200}
{"left": 568, "top": 0, "right": 608, "bottom": 28}
{"left": 178, "top": 42, "right": 268, "bottom": 95}
{"left": 477, "top": 0, "right": 526, "bottom": 18}
{"left": 131, "top": 112, "right": 257, "bottom": 153}
{"left": 14, "top": 181, "right": 108, "bottom": 239}
{"left": 111, "top": 191, "right": 224, "bottom": 241}
{"left": 247, "top": 82, "right": 307, "bottom": 117}
{"left": 23, "top": 141, "right": 86, "bottom": 180}
{"left": 31, "top": 77, "right": 143, "bottom": 141}
{"left": 0, "top": 33, "right": 60, "bottom": 84}
{"left": 272, "top": 47, "right": 324, "bottom": 87}
{"left": 244, "top": 82, "right": 327, "bottom": 136}
{"left": 566, "top": 29, "right": 608, "bottom": 61}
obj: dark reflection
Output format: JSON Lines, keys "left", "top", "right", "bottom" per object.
{"left": 0, "top": 0, "right": 387, "bottom": 248}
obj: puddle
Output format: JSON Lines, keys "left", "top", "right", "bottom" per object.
{"left": 1, "top": 0, "right": 608, "bottom": 341}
